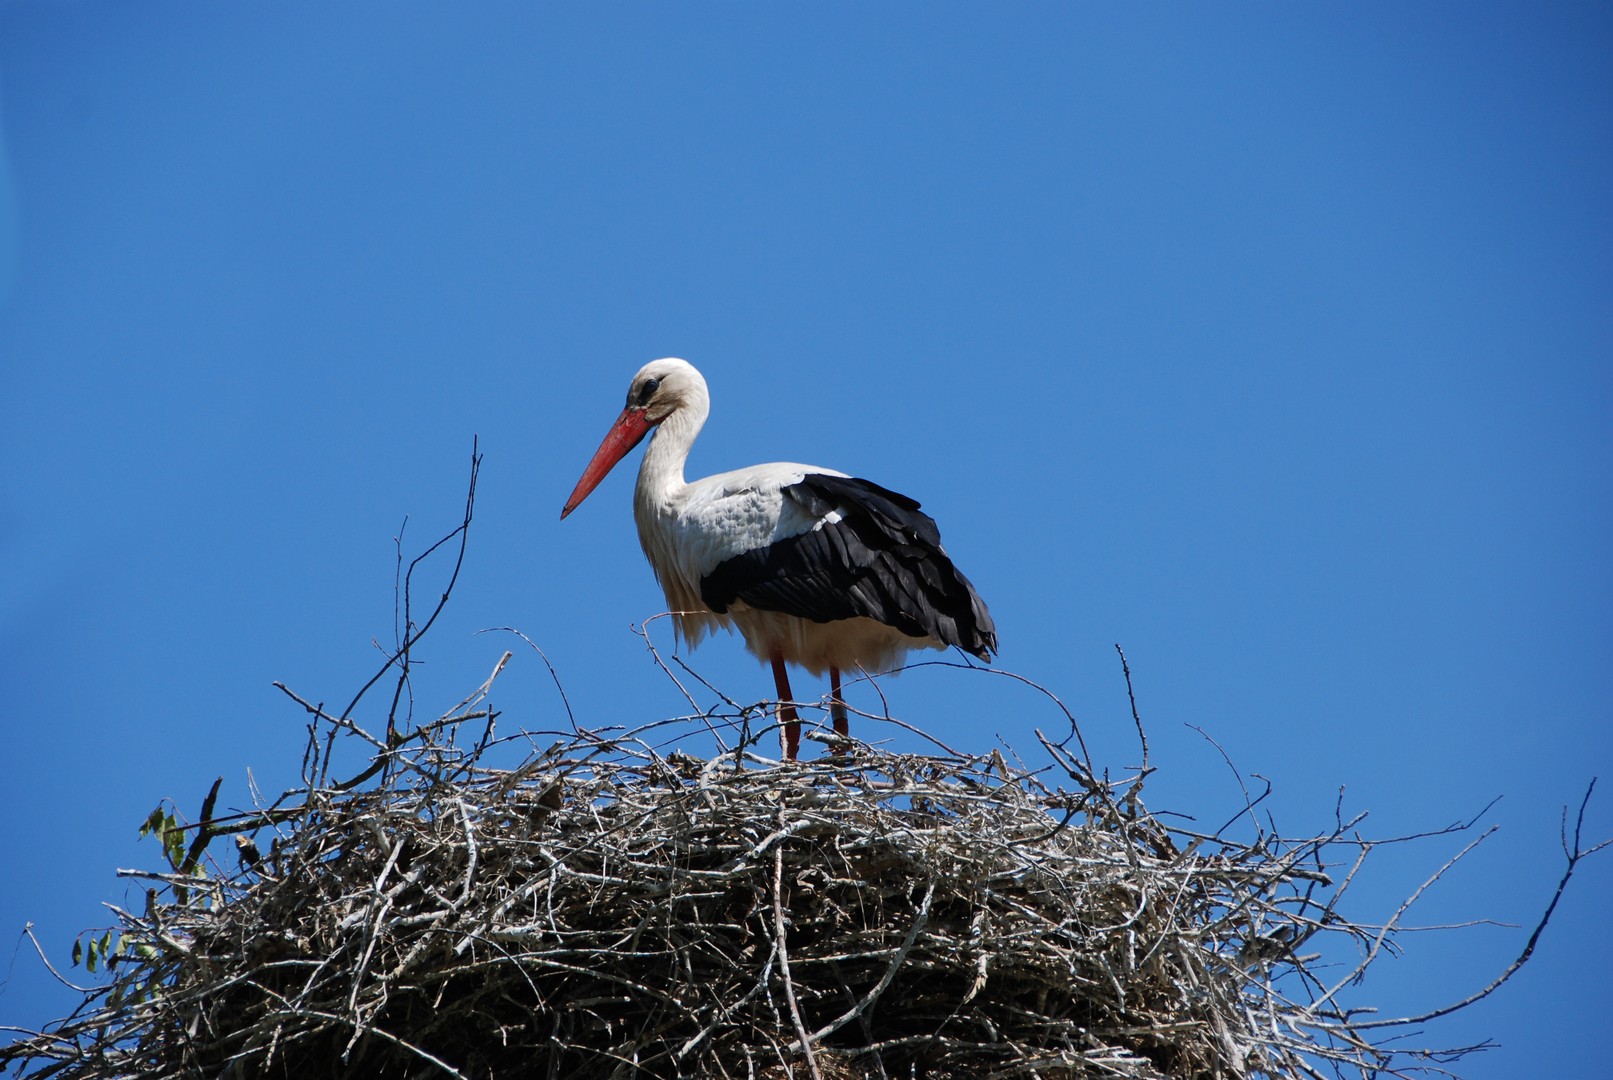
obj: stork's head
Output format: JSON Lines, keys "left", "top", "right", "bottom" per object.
{"left": 561, "top": 358, "right": 709, "bottom": 519}
{"left": 621, "top": 357, "right": 708, "bottom": 424}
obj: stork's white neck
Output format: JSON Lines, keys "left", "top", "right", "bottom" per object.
{"left": 635, "top": 394, "right": 708, "bottom": 511}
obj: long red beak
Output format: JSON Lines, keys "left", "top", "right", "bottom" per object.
{"left": 561, "top": 407, "right": 653, "bottom": 518}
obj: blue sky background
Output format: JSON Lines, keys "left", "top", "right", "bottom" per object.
{"left": 2, "top": 4, "right": 1609, "bottom": 1075}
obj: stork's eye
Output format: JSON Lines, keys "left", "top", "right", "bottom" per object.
{"left": 635, "top": 377, "right": 662, "bottom": 406}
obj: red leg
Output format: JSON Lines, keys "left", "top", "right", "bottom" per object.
{"left": 829, "top": 666, "right": 849, "bottom": 748}
{"left": 770, "top": 651, "right": 800, "bottom": 761}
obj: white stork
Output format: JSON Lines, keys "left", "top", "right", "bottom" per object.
{"left": 561, "top": 358, "right": 996, "bottom": 759}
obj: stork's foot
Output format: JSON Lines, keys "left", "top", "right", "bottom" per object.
{"left": 770, "top": 651, "right": 802, "bottom": 761}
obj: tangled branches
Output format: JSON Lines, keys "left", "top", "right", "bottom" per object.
{"left": 5, "top": 685, "right": 1602, "bottom": 1080}
{"left": 4, "top": 452, "right": 1603, "bottom": 1079}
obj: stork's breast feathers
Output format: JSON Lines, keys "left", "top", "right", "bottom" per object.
{"left": 695, "top": 473, "right": 997, "bottom": 661}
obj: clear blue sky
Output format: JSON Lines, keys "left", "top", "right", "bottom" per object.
{"left": 2, "top": 4, "right": 1609, "bottom": 1075}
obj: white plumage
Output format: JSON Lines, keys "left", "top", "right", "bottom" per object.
{"left": 563, "top": 358, "right": 995, "bottom": 759}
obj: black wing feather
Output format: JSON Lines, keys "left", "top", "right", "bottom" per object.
{"left": 699, "top": 473, "right": 997, "bottom": 661}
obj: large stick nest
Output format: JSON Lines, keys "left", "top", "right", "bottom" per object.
{"left": 8, "top": 696, "right": 1567, "bottom": 1080}
{"left": 6, "top": 460, "right": 1600, "bottom": 1079}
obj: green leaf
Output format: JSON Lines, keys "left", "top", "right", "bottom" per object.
{"left": 139, "top": 805, "right": 167, "bottom": 838}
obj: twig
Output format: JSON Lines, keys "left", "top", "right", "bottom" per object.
{"left": 1354, "top": 780, "right": 1609, "bottom": 1029}
{"left": 773, "top": 847, "right": 823, "bottom": 1080}
{"left": 481, "top": 628, "right": 577, "bottom": 733}
{"left": 1114, "top": 644, "right": 1148, "bottom": 775}
{"left": 337, "top": 439, "right": 481, "bottom": 727}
